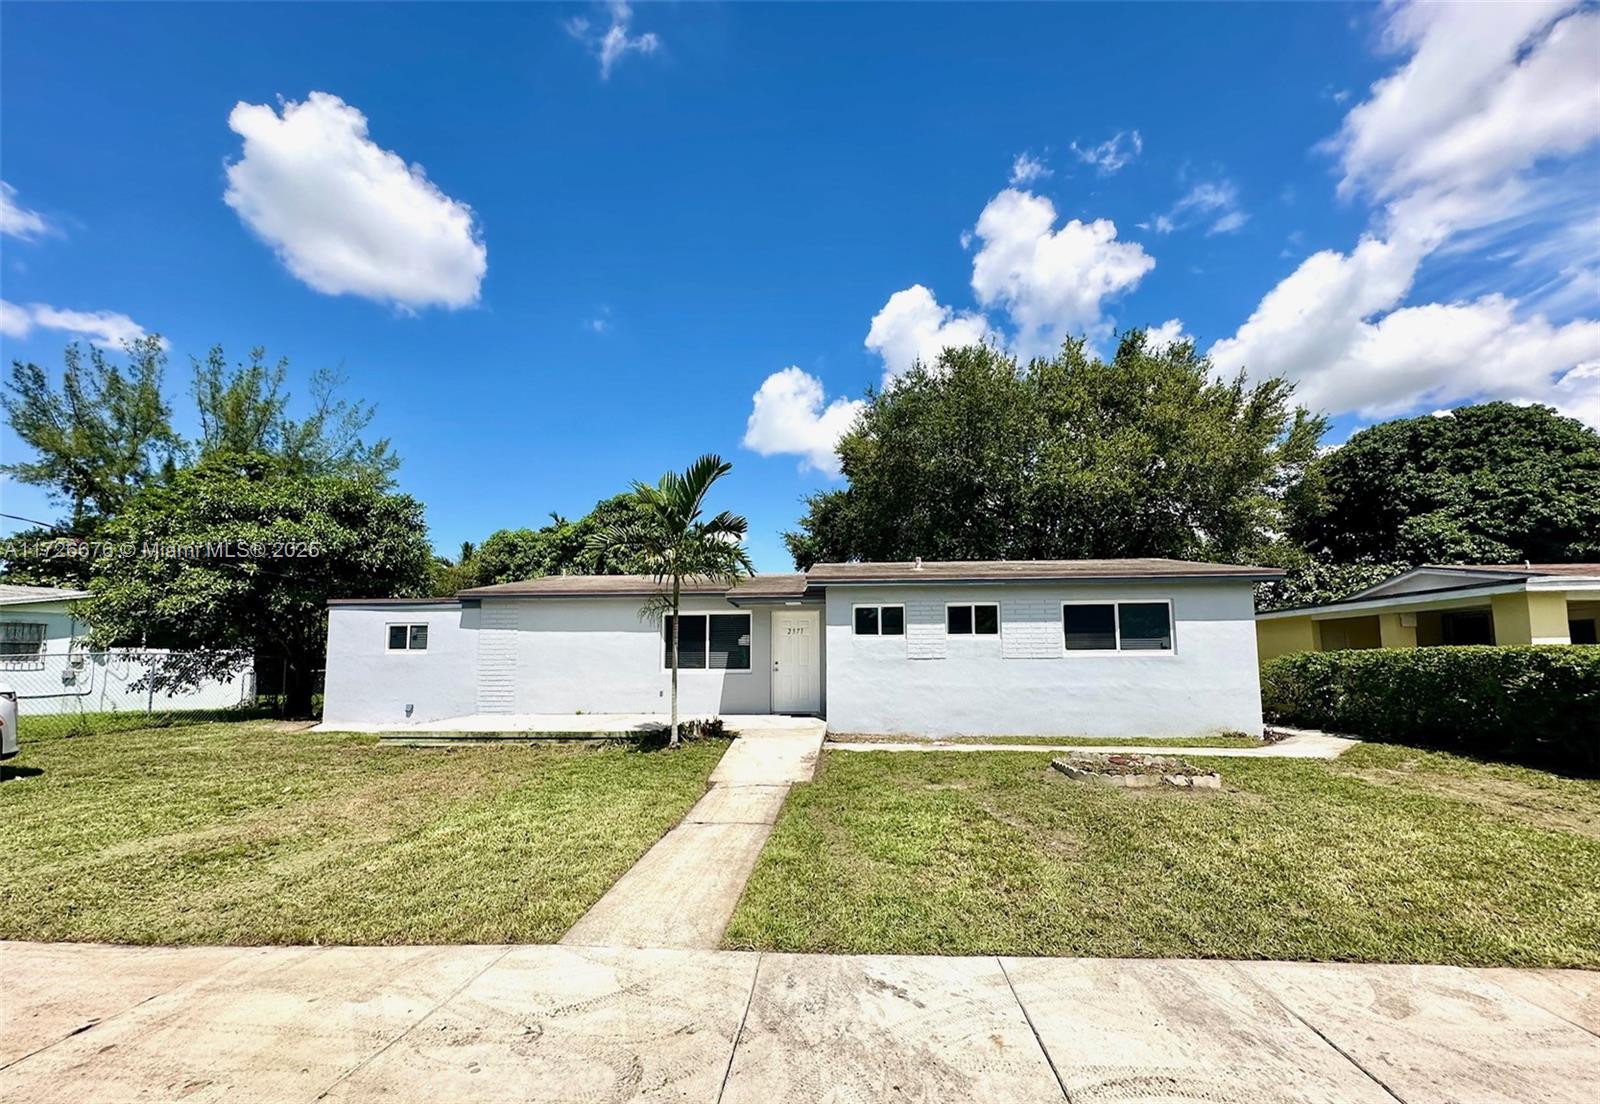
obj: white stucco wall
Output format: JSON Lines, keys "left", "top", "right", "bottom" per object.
{"left": 321, "top": 603, "right": 482, "bottom": 725}
{"left": 823, "top": 581, "right": 1265, "bottom": 739}
{"left": 497, "top": 597, "right": 774, "bottom": 715}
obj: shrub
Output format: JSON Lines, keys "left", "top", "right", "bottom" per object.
{"left": 1261, "top": 646, "right": 1600, "bottom": 769}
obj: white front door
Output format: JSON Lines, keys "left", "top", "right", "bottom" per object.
{"left": 771, "top": 610, "right": 821, "bottom": 714}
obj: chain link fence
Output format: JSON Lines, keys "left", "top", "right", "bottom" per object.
{"left": 0, "top": 650, "right": 254, "bottom": 716}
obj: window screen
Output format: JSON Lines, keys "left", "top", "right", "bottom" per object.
{"left": 408, "top": 624, "right": 429, "bottom": 651}
{"left": 387, "top": 625, "right": 409, "bottom": 651}
{"left": 854, "top": 606, "right": 879, "bottom": 635}
{"left": 1118, "top": 603, "right": 1172, "bottom": 650}
{"left": 708, "top": 614, "right": 751, "bottom": 670}
{"left": 664, "top": 614, "right": 708, "bottom": 668}
{"left": 947, "top": 605, "right": 973, "bottom": 634}
{"left": 1063, "top": 604, "right": 1117, "bottom": 650}
{"left": 881, "top": 606, "right": 904, "bottom": 635}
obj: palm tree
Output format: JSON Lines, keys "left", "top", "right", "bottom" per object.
{"left": 588, "top": 455, "right": 754, "bottom": 748}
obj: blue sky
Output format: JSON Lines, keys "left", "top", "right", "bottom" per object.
{"left": 3, "top": 2, "right": 1597, "bottom": 571}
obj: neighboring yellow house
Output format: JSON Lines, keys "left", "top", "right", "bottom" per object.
{"left": 1257, "top": 564, "right": 1600, "bottom": 662}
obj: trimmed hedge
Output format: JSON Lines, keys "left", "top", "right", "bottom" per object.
{"left": 1261, "top": 646, "right": 1600, "bottom": 769}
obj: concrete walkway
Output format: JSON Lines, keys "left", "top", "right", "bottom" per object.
{"left": 3, "top": 941, "right": 1596, "bottom": 1103}
{"left": 558, "top": 719, "right": 825, "bottom": 950}
{"left": 827, "top": 732, "right": 1359, "bottom": 758}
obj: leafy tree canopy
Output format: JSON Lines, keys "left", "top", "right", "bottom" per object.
{"left": 785, "top": 334, "right": 1324, "bottom": 567}
{"left": 1, "top": 336, "right": 181, "bottom": 526}
{"left": 454, "top": 493, "right": 659, "bottom": 590}
{"left": 80, "top": 452, "right": 434, "bottom": 717}
{"left": 1287, "top": 402, "right": 1600, "bottom": 565}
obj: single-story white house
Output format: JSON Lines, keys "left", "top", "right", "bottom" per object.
{"left": 0, "top": 583, "right": 254, "bottom": 715}
{"left": 321, "top": 558, "right": 1280, "bottom": 739}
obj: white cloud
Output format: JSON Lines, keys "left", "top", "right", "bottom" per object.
{"left": 741, "top": 366, "right": 865, "bottom": 476}
{"left": 1009, "top": 152, "right": 1052, "bottom": 186}
{"left": 1209, "top": 239, "right": 1600, "bottom": 425}
{"left": 1213, "top": 0, "right": 1600, "bottom": 429}
{"left": 1332, "top": 1, "right": 1599, "bottom": 245}
{"left": 1142, "top": 179, "right": 1248, "bottom": 236}
{"left": 1144, "top": 318, "right": 1189, "bottom": 350}
{"left": 1069, "top": 131, "right": 1143, "bottom": 174}
{"left": 0, "top": 182, "right": 51, "bottom": 241}
{"left": 864, "top": 284, "right": 995, "bottom": 384}
{"left": 224, "top": 92, "right": 487, "bottom": 311}
{"left": 566, "top": 1, "right": 661, "bottom": 80}
{"left": 0, "top": 300, "right": 162, "bottom": 349}
{"left": 969, "top": 189, "right": 1154, "bottom": 357}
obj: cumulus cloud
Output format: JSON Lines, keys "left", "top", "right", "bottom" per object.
{"left": 1069, "top": 131, "right": 1143, "bottom": 174}
{"left": 1009, "top": 152, "right": 1052, "bottom": 186}
{"left": 566, "top": 1, "right": 661, "bottom": 80}
{"left": 0, "top": 300, "right": 162, "bottom": 349}
{"left": 224, "top": 92, "right": 487, "bottom": 311}
{"left": 741, "top": 366, "right": 865, "bottom": 476}
{"left": 1209, "top": 239, "right": 1600, "bottom": 424}
{"left": 864, "top": 285, "right": 996, "bottom": 384}
{"left": 0, "top": 182, "right": 51, "bottom": 240}
{"left": 1213, "top": 0, "right": 1600, "bottom": 428}
{"left": 969, "top": 189, "right": 1154, "bottom": 357}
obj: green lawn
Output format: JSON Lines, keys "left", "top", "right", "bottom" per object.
{"left": 725, "top": 744, "right": 1600, "bottom": 967}
{"left": 1, "top": 720, "right": 726, "bottom": 945}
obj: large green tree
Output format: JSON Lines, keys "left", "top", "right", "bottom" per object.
{"left": 785, "top": 334, "right": 1323, "bottom": 567}
{"left": 80, "top": 452, "right": 434, "bottom": 717}
{"left": 1288, "top": 402, "right": 1600, "bottom": 564}
{"left": 587, "top": 456, "right": 753, "bottom": 748}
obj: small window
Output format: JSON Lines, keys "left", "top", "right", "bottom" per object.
{"left": 947, "top": 603, "right": 999, "bottom": 635}
{"left": 853, "top": 604, "right": 904, "bottom": 636}
{"left": 0, "top": 622, "right": 47, "bottom": 657}
{"left": 1441, "top": 610, "right": 1494, "bottom": 646}
{"left": 387, "top": 623, "right": 428, "bottom": 651}
{"left": 1063, "top": 604, "right": 1117, "bottom": 651}
{"left": 1568, "top": 619, "right": 1597, "bottom": 646}
{"left": 664, "top": 612, "right": 751, "bottom": 670}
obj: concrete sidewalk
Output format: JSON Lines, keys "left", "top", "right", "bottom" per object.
{"left": 826, "top": 732, "right": 1359, "bottom": 758}
{"left": 558, "top": 720, "right": 824, "bottom": 949}
{"left": 2, "top": 941, "right": 1596, "bottom": 1103}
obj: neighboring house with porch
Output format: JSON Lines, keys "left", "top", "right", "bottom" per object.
{"left": 0, "top": 583, "right": 254, "bottom": 715}
{"left": 1256, "top": 564, "right": 1600, "bottom": 662}
{"left": 321, "top": 558, "right": 1281, "bottom": 739}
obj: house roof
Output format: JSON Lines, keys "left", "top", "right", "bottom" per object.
{"left": 0, "top": 583, "right": 90, "bottom": 606}
{"left": 1259, "top": 563, "right": 1600, "bottom": 620}
{"left": 805, "top": 558, "right": 1282, "bottom": 584}
{"left": 454, "top": 574, "right": 807, "bottom": 599}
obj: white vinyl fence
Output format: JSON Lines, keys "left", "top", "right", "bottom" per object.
{"left": 0, "top": 650, "right": 254, "bottom": 716}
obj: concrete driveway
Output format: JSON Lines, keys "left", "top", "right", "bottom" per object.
{"left": 3, "top": 941, "right": 1596, "bottom": 1103}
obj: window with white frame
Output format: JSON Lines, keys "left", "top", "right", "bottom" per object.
{"left": 386, "top": 624, "right": 429, "bottom": 651}
{"left": 853, "top": 604, "right": 905, "bottom": 636}
{"left": 663, "top": 612, "right": 752, "bottom": 670}
{"left": 946, "top": 602, "right": 999, "bottom": 636}
{"left": 1062, "top": 601, "right": 1173, "bottom": 652}
{"left": 0, "top": 622, "right": 46, "bottom": 656}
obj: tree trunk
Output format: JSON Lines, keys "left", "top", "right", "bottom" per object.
{"left": 669, "top": 582, "right": 681, "bottom": 749}
{"left": 283, "top": 658, "right": 315, "bottom": 720}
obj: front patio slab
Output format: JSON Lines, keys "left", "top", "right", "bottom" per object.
{"left": 1240, "top": 961, "right": 1600, "bottom": 1104}
{"left": 999, "top": 957, "right": 1395, "bottom": 1103}
{"left": 720, "top": 953, "right": 1063, "bottom": 1104}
